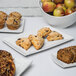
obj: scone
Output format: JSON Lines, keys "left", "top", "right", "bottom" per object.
{"left": 0, "top": 18, "right": 5, "bottom": 29}
{"left": 16, "top": 38, "right": 32, "bottom": 50}
{"left": 47, "top": 31, "right": 63, "bottom": 41}
{"left": 9, "top": 12, "right": 22, "bottom": 19}
{"left": 57, "top": 46, "right": 76, "bottom": 64}
{"left": 6, "top": 17, "right": 20, "bottom": 30}
{"left": 37, "top": 27, "right": 52, "bottom": 38}
{"left": 29, "top": 35, "right": 44, "bottom": 50}
{"left": 0, "top": 50, "right": 15, "bottom": 76}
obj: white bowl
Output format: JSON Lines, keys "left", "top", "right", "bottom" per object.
{"left": 39, "top": 1, "right": 76, "bottom": 28}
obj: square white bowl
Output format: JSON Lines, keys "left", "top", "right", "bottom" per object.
{"left": 0, "top": 17, "right": 25, "bottom": 33}
{"left": 2, "top": 26, "right": 73, "bottom": 56}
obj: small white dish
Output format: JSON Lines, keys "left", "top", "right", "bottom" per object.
{"left": 2, "top": 26, "right": 73, "bottom": 56}
{"left": 51, "top": 52, "right": 76, "bottom": 68}
{"left": 0, "top": 18, "right": 25, "bottom": 33}
{"left": 10, "top": 56, "right": 32, "bottom": 76}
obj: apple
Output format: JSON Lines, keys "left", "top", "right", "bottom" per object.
{"left": 64, "top": 0, "right": 75, "bottom": 8}
{"left": 41, "top": 0, "right": 52, "bottom": 3}
{"left": 42, "top": 2, "right": 56, "bottom": 12}
{"left": 54, "top": 0, "right": 64, "bottom": 4}
{"left": 65, "top": 8, "right": 74, "bottom": 15}
{"left": 53, "top": 8, "right": 65, "bottom": 16}
{"left": 56, "top": 4, "right": 66, "bottom": 12}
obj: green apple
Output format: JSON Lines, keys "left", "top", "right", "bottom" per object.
{"left": 64, "top": 0, "right": 75, "bottom": 8}
{"left": 53, "top": 8, "right": 65, "bottom": 16}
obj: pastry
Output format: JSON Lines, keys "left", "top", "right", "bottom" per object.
{"left": 6, "top": 17, "right": 20, "bottom": 30}
{"left": 9, "top": 12, "right": 22, "bottom": 19}
{"left": 0, "top": 59, "right": 15, "bottom": 76}
{"left": 29, "top": 35, "right": 44, "bottom": 50}
{"left": 57, "top": 46, "right": 76, "bottom": 64}
{"left": 47, "top": 31, "right": 63, "bottom": 41}
{"left": 16, "top": 38, "right": 32, "bottom": 50}
{"left": 0, "top": 50, "right": 15, "bottom": 76}
{"left": 37, "top": 27, "right": 52, "bottom": 38}
{"left": 0, "top": 11, "right": 7, "bottom": 29}
{"left": 0, "top": 11, "right": 7, "bottom": 21}
{"left": 0, "top": 50, "right": 13, "bottom": 60}
{"left": 0, "top": 18, "right": 5, "bottom": 29}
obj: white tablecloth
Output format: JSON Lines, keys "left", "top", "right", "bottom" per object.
{"left": 0, "top": 17, "right": 76, "bottom": 76}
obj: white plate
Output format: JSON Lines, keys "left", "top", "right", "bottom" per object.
{"left": 51, "top": 52, "right": 76, "bottom": 68}
{"left": 2, "top": 26, "right": 73, "bottom": 56}
{"left": 0, "top": 17, "right": 25, "bottom": 33}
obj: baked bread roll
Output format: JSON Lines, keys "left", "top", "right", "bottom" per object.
{"left": 57, "top": 46, "right": 76, "bottom": 64}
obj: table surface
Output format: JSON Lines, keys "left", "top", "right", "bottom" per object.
{"left": 0, "top": 17, "right": 76, "bottom": 76}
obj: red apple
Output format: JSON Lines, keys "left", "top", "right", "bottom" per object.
{"left": 53, "top": 8, "right": 65, "bottom": 16}
{"left": 64, "top": 0, "right": 75, "bottom": 8}
{"left": 54, "top": 0, "right": 64, "bottom": 4}
{"left": 41, "top": 0, "right": 52, "bottom": 3}
{"left": 42, "top": 2, "right": 56, "bottom": 12}
{"left": 56, "top": 4, "right": 66, "bottom": 12}
{"left": 65, "top": 8, "right": 74, "bottom": 15}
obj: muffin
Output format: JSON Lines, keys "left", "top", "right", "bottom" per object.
{"left": 0, "top": 18, "right": 5, "bottom": 29}
{"left": 47, "top": 31, "right": 63, "bottom": 41}
{"left": 9, "top": 12, "right": 22, "bottom": 19}
{"left": 0, "top": 11, "right": 7, "bottom": 20}
{"left": 6, "top": 17, "right": 20, "bottom": 30}
{"left": 0, "top": 11, "right": 7, "bottom": 29}
{"left": 16, "top": 38, "right": 32, "bottom": 50}
{"left": 37, "top": 27, "right": 52, "bottom": 38}
{"left": 0, "top": 50, "right": 16, "bottom": 76}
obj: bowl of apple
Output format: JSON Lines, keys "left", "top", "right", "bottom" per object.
{"left": 39, "top": 0, "right": 76, "bottom": 28}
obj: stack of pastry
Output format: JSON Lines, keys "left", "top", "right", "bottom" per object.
{"left": 57, "top": 46, "right": 76, "bottom": 64}
{"left": 0, "top": 50, "right": 16, "bottom": 76}
{"left": 6, "top": 12, "right": 22, "bottom": 30}
{"left": 16, "top": 27, "right": 63, "bottom": 50}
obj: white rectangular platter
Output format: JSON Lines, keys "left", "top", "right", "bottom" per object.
{"left": 51, "top": 51, "right": 76, "bottom": 68}
{"left": 0, "top": 18, "right": 25, "bottom": 33}
{"left": 2, "top": 26, "right": 74, "bottom": 56}
{"left": 11, "top": 56, "right": 32, "bottom": 76}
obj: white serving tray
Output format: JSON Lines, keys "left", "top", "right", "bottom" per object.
{"left": 2, "top": 26, "right": 73, "bottom": 56}
{"left": 9, "top": 56, "right": 32, "bottom": 76}
{"left": 0, "top": 18, "right": 25, "bottom": 33}
{"left": 51, "top": 51, "right": 76, "bottom": 68}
